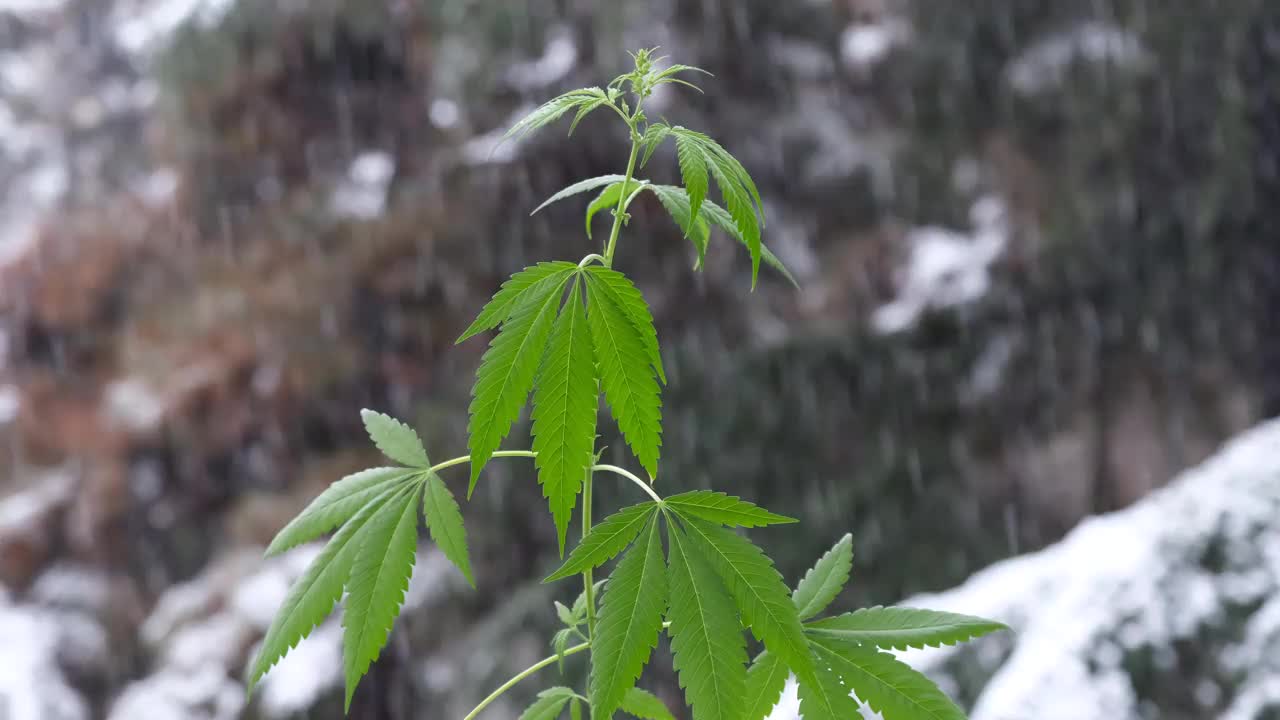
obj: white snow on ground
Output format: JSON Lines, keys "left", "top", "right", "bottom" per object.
{"left": 0, "top": 606, "right": 102, "bottom": 720}
{"left": 108, "top": 664, "right": 244, "bottom": 720}
{"left": 1007, "top": 22, "right": 1150, "bottom": 95}
{"left": 122, "top": 541, "right": 465, "bottom": 719}
{"left": 896, "top": 420, "right": 1280, "bottom": 720}
{"left": 1220, "top": 594, "right": 1280, "bottom": 720}
{"left": 769, "top": 420, "right": 1280, "bottom": 719}
{"left": 872, "top": 196, "right": 1009, "bottom": 334}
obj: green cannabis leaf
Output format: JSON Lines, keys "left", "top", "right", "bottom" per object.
{"left": 504, "top": 88, "right": 610, "bottom": 144}
{"left": 532, "top": 175, "right": 630, "bottom": 216}
{"left": 341, "top": 483, "right": 421, "bottom": 710}
{"left": 457, "top": 262, "right": 577, "bottom": 345}
{"left": 467, "top": 271, "right": 570, "bottom": 494}
{"left": 648, "top": 185, "right": 797, "bottom": 286}
{"left": 743, "top": 652, "right": 789, "bottom": 720}
{"left": 572, "top": 580, "right": 606, "bottom": 621}
{"left": 664, "top": 490, "right": 797, "bottom": 528}
{"left": 664, "top": 128, "right": 765, "bottom": 286}
{"left": 808, "top": 636, "right": 967, "bottom": 720}
{"left": 584, "top": 266, "right": 665, "bottom": 384}
{"left": 519, "top": 687, "right": 579, "bottom": 720}
{"left": 620, "top": 687, "right": 677, "bottom": 720}
{"left": 264, "top": 466, "right": 418, "bottom": 556}
{"left": 361, "top": 409, "right": 430, "bottom": 468}
{"left": 639, "top": 124, "right": 672, "bottom": 168}
{"left": 584, "top": 268, "right": 663, "bottom": 477}
{"left": 545, "top": 502, "right": 658, "bottom": 582}
{"left": 673, "top": 514, "right": 814, "bottom": 679}
{"left": 249, "top": 409, "right": 477, "bottom": 707}
{"left": 531, "top": 276, "right": 598, "bottom": 552}
{"left": 422, "top": 472, "right": 474, "bottom": 587}
{"left": 248, "top": 487, "right": 400, "bottom": 693}
{"left": 675, "top": 132, "right": 709, "bottom": 235}
{"left": 791, "top": 533, "right": 853, "bottom": 620}
{"left": 590, "top": 515, "right": 668, "bottom": 719}
{"left": 585, "top": 182, "right": 625, "bottom": 239}
{"left": 551, "top": 628, "right": 574, "bottom": 672}
{"left": 251, "top": 49, "right": 1006, "bottom": 720}
{"left": 805, "top": 606, "right": 1009, "bottom": 651}
{"left": 665, "top": 518, "right": 748, "bottom": 720}
{"left": 797, "top": 660, "right": 865, "bottom": 720}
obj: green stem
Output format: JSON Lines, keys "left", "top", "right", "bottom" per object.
{"left": 591, "top": 464, "right": 662, "bottom": 503}
{"left": 462, "top": 642, "right": 590, "bottom": 720}
{"left": 603, "top": 134, "right": 642, "bottom": 267}
{"left": 429, "top": 453, "right": 657, "bottom": 502}
{"left": 429, "top": 450, "right": 537, "bottom": 474}
{"left": 582, "top": 465, "right": 598, "bottom": 641}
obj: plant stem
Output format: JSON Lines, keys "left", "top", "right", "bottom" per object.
{"left": 462, "top": 642, "right": 590, "bottom": 720}
{"left": 429, "top": 450, "right": 537, "bottom": 474}
{"left": 603, "top": 135, "right": 642, "bottom": 267}
{"left": 429, "top": 452, "right": 656, "bottom": 502}
{"left": 582, "top": 465, "right": 598, "bottom": 641}
{"left": 591, "top": 464, "right": 663, "bottom": 503}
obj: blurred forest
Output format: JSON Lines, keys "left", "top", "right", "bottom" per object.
{"left": 0, "top": 1, "right": 1276, "bottom": 718}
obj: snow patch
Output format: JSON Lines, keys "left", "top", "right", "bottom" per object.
{"left": 504, "top": 30, "right": 577, "bottom": 89}
{"left": 331, "top": 151, "right": 396, "bottom": 220}
{"left": 0, "top": 384, "right": 19, "bottom": 423}
{"left": 0, "top": 606, "right": 99, "bottom": 720}
{"left": 430, "top": 98, "right": 461, "bottom": 129}
{"left": 107, "top": 663, "right": 244, "bottom": 720}
{"left": 0, "top": 471, "right": 73, "bottom": 533}
{"left": 770, "top": 420, "right": 1280, "bottom": 719}
{"left": 102, "top": 377, "right": 168, "bottom": 432}
{"left": 1007, "top": 22, "right": 1150, "bottom": 95}
{"left": 29, "top": 564, "right": 112, "bottom": 614}
{"left": 254, "top": 621, "right": 344, "bottom": 718}
{"left": 162, "top": 613, "right": 253, "bottom": 671}
{"left": 903, "top": 420, "right": 1280, "bottom": 719}
{"left": 113, "top": 0, "right": 236, "bottom": 58}
{"left": 136, "top": 167, "right": 180, "bottom": 207}
{"left": 872, "top": 196, "right": 1008, "bottom": 334}
{"left": 840, "top": 20, "right": 911, "bottom": 71}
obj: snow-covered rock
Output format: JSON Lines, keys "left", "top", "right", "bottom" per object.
{"left": 899, "top": 419, "right": 1280, "bottom": 719}
{"left": 768, "top": 419, "right": 1280, "bottom": 719}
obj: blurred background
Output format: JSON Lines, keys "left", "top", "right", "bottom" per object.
{"left": 0, "top": 0, "right": 1277, "bottom": 718}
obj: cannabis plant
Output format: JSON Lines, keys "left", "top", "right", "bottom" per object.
{"left": 247, "top": 49, "right": 1006, "bottom": 720}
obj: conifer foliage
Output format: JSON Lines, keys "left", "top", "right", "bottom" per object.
{"left": 249, "top": 49, "right": 1006, "bottom": 718}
